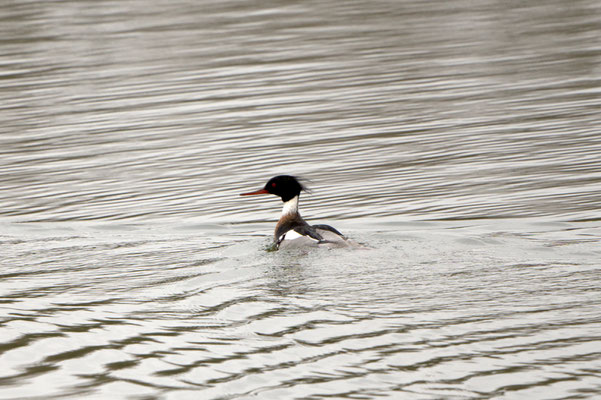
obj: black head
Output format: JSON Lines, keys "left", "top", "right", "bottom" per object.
{"left": 240, "top": 175, "right": 306, "bottom": 202}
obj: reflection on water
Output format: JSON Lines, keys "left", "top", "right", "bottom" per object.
{"left": 1, "top": 0, "right": 601, "bottom": 398}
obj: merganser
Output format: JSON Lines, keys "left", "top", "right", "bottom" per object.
{"left": 240, "top": 175, "right": 351, "bottom": 250}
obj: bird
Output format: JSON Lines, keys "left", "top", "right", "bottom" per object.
{"left": 240, "top": 175, "right": 353, "bottom": 250}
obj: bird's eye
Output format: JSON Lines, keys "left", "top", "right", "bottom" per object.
{"left": 271, "top": 183, "right": 276, "bottom": 187}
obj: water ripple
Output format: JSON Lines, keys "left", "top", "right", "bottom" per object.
{"left": 2, "top": 0, "right": 601, "bottom": 399}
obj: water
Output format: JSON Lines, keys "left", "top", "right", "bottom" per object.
{"left": 2, "top": 0, "right": 601, "bottom": 398}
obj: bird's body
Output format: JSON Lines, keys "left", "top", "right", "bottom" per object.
{"left": 241, "top": 175, "right": 354, "bottom": 250}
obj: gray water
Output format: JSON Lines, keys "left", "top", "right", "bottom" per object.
{"left": 2, "top": 0, "right": 601, "bottom": 399}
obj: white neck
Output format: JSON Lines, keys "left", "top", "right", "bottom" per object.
{"left": 281, "top": 195, "right": 299, "bottom": 216}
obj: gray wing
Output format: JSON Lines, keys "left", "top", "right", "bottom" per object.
{"left": 275, "top": 221, "right": 346, "bottom": 249}
{"left": 293, "top": 225, "right": 324, "bottom": 241}
{"left": 311, "top": 224, "right": 345, "bottom": 238}
{"left": 276, "top": 220, "right": 323, "bottom": 245}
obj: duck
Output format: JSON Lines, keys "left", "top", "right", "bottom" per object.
{"left": 240, "top": 175, "right": 352, "bottom": 250}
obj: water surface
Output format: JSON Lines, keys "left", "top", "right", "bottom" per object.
{"left": 1, "top": 0, "right": 601, "bottom": 399}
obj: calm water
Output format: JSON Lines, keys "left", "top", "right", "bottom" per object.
{"left": 2, "top": 0, "right": 601, "bottom": 399}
